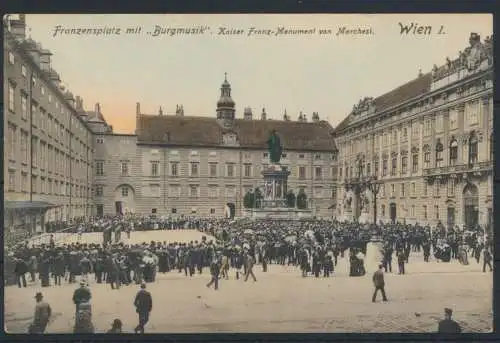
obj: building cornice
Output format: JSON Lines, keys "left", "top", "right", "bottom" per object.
{"left": 335, "top": 69, "right": 492, "bottom": 140}
{"left": 5, "top": 31, "right": 92, "bottom": 133}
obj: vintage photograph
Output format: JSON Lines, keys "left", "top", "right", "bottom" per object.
{"left": 4, "top": 13, "right": 493, "bottom": 333}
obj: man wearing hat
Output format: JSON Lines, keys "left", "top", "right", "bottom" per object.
{"left": 72, "top": 279, "right": 92, "bottom": 317}
{"left": 29, "top": 292, "right": 52, "bottom": 333}
{"left": 134, "top": 282, "right": 153, "bottom": 334}
{"left": 438, "top": 308, "right": 462, "bottom": 333}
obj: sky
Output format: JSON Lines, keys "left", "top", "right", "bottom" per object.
{"left": 20, "top": 14, "right": 493, "bottom": 134}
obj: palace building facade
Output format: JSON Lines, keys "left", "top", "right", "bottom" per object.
{"left": 91, "top": 75, "right": 338, "bottom": 218}
{"left": 4, "top": 16, "right": 338, "bottom": 228}
{"left": 4, "top": 15, "right": 94, "bottom": 231}
{"left": 334, "top": 33, "right": 493, "bottom": 228}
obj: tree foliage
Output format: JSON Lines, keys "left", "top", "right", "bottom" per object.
{"left": 296, "top": 189, "right": 308, "bottom": 209}
{"left": 285, "top": 190, "right": 296, "bottom": 208}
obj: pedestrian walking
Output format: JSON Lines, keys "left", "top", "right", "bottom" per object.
{"left": 483, "top": 248, "right": 493, "bottom": 272}
{"left": 244, "top": 253, "right": 257, "bottom": 282}
{"left": 134, "top": 282, "right": 153, "bottom": 334}
{"left": 206, "top": 259, "right": 220, "bottom": 290}
{"left": 28, "top": 292, "right": 52, "bottom": 333}
{"left": 372, "top": 264, "right": 388, "bottom": 303}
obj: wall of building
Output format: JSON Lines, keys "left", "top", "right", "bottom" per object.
{"left": 335, "top": 58, "right": 493, "bottom": 227}
{"left": 4, "top": 28, "right": 93, "bottom": 227}
{"left": 94, "top": 143, "right": 337, "bottom": 218}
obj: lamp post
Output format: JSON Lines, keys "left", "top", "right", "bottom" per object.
{"left": 343, "top": 158, "right": 383, "bottom": 224}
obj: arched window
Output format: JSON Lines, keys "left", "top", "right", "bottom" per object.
{"left": 411, "top": 147, "right": 419, "bottom": 172}
{"left": 449, "top": 137, "right": 458, "bottom": 166}
{"left": 391, "top": 153, "right": 398, "bottom": 176}
{"left": 401, "top": 156, "right": 408, "bottom": 174}
{"left": 435, "top": 139, "right": 444, "bottom": 167}
{"left": 469, "top": 131, "right": 478, "bottom": 164}
{"left": 423, "top": 144, "right": 431, "bottom": 168}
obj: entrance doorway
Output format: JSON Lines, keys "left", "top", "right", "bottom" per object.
{"left": 225, "top": 203, "right": 236, "bottom": 219}
{"left": 115, "top": 201, "right": 123, "bottom": 216}
{"left": 463, "top": 183, "right": 479, "bottom": 229}
{"left": 389, "top": 203, "right": 396, "bottom": 224}
{"left": 96, "top": 204, "right": 104, "bottom": 217}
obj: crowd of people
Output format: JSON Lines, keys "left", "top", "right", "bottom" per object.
{"left": 6, "top": 215, "right": 493, "bottom": 333}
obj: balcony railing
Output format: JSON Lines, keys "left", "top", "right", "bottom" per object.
{"left": 423, "top": 161, "right": 493, "bottom": 176}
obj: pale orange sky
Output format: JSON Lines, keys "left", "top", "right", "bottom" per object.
{"left": 22, "top": 14, "right": 492, "bottom": 133}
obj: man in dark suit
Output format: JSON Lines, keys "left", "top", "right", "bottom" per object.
{"left": 372, "top": 264, "right": 388, "bottom": 302}
{"left": 134, "top": 282, "right": 153, "bottom": 333}
{"left": 483, "top": 248, "right": 493, "bottom": 272}
{"left": 438, "top": 308, "right": 462, "bottom": 333}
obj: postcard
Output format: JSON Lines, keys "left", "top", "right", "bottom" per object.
{"left": 4, "top": 13, "right": 493, "bottom": 334}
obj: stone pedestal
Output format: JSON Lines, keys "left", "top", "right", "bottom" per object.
{"left": 358, "top": 211, "right": 371, "bottom": 224}
{"left": 365, "top": 237, "right": 384, "bottom": 274}
{"left": 246, "top": 163, "right": 313, "bottom": 220}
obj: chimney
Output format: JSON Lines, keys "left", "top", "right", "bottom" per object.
{"left": 159, "top": 106, "right": 163, "bottom": 116}
{"left": 312, "top": 112, "right": 320, "bottom": 123}
{"left": 244, "top": 107, "right": 253, "bottom": 120}
{"left": 136, "top": 102, "right": 141, "bottom": 115}
{"left": 10, "top": 15, "right": 26, "bottom": 40}
{"left": 298, "top": 111, "right": 304, "bottom": 122}
{"left": 283, "top": 109, "right": 289, "bottom": 121}
{"left": 261, "top": 107, "right": 267, "bottom": 120}
{"left": 39, "top": 49, "right": 52, "bottom": 72}
{"left": 64, "top": 91, "right": 75, "bottom": 108}
{"left": 95, "top": 103, "right": 100, "bottom": 115}
{"left": 75, "top": 96, "right": 83, "bottom": 110}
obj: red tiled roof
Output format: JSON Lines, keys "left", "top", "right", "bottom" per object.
{"left": 137, "top": 114, "right": 336, "bottom": 151}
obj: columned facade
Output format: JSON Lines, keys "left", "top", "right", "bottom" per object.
{"left": 335, "top": 33, "right": 493, "bottom": 228}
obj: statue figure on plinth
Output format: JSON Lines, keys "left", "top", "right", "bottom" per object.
{"left": 267, "top": 129, "right": 283, "bottom": 164}
{"left": 343, "top": 192, "right": 353, "bottom": 211}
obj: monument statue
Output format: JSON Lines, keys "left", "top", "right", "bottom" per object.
{"left": 267, "top": 129, "right": 283, "bottom": 164}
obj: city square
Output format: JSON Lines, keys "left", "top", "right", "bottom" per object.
{"left": 5, "top": 230, "right": 492, "bottom": 333}
{"left": 4, "top": 14, "right": 493, "bottom": 335}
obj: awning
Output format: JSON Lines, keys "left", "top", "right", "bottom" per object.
{"left": 4, "top": 201, "right": 62, "bottom": 211}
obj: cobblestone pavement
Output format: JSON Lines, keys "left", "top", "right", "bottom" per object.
{"left": 5, "top": 249, "right": 492, "bottom": 333}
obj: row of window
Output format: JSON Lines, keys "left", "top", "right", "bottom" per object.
{"left": 342, "top": 99, "right": 483, "bottom": 156}
{"left": 7, "top": 124, "right": 89, "bottom": 179}
{"left": 340, "top": 134, "right": 483, "bottom": 178}
{"left": 95, "top": 184, "right": 337, "bottom": 199}
{"left": 6, "top": 169, "right": 89, "bottom": 197}
{"left": 342, "top": 109, "right": 482, "bottom": 158}
{"left": 378, "top": 204, "right": 441, "bottom": 220}
{"left": 96, "top": 161, "right": 336, "bottom": 180}
{"left": 7, "top": 82, "right": 89, "bottom": 152}
{"left": 7, "top": 51, "right": 90, "bottom": 142}
{"left": 376, "top": 179, "right": 458, "bottom": 198}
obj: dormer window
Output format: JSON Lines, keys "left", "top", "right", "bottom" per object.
{"left": 263, "top": 152, "right": 269, "bottom": 158}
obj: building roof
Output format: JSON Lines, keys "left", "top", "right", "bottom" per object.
{"left": 137, "top": 114, "right": 337, "bottom": 151}
{"left": 335, "top": 73, "right": 432, "bottom": 132}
